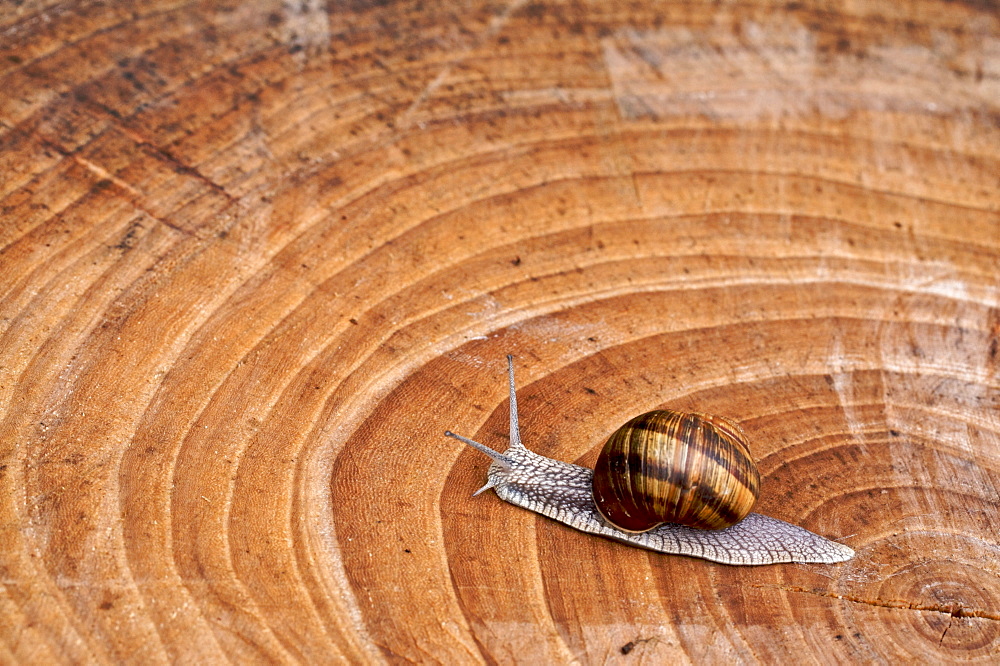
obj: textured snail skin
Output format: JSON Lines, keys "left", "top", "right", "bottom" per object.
{"left": 445, "top": 356, "right": 855, "bottom": 566}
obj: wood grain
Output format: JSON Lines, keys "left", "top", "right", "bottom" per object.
{"left": 1, "top": 0, "right": 998, "bottom": 662}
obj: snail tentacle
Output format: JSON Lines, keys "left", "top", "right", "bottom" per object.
{"left": 504, "top": 354, "right": 525, "bottom": 451}
{"left": 444, "top": 430, "right": 513, "bottom": 495}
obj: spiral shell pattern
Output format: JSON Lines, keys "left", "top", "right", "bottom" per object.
{"left": 592, "top": 410, "right": 761, "bottom": 531}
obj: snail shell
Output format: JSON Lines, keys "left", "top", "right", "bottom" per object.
{"left": 592, "top": 410, "right": 760, "bottom": 532}
{"left": 444, "top": 356, "right": 855, "bottom": 566}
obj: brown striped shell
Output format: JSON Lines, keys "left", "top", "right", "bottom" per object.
{"left": 592, "top": 410, "right": 761, "bottom": 532}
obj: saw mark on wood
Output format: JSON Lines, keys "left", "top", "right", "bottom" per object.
{"left": 394, "top": 0, "right": 529, "bottom": 133}
{"left": 71, "top": 154, "right": 142, "bottom": 197}
{"left": 31, "top": 130, "right": 204, "bottom": 236}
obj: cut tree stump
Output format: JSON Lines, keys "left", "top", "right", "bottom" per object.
{"left": 1, "top": 0, "right": 998, "bottom": 663}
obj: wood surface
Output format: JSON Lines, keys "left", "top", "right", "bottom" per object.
{"left": 1, "top": 0, "right": 998, "bottom": 663}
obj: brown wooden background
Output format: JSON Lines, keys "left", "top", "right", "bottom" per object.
{"left": 2, "top": 0, "right": 998, "bottom": 663}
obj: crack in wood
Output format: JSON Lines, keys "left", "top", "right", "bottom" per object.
{"left": 619, "top": 635, "right": 658, "bottom": 655}
{"left": 939, "top": 615, "right": 953, "bottom": 646}
{"left": 754, "top": 584, "right": 1000, "bottom": 621}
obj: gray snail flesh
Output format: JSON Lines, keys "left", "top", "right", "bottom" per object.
{"left": 444, "top": 356, "right": 855, "bottom": 566}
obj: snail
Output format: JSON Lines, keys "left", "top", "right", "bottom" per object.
{"left": 444, "top": 356, "right": 854, "bottom": 565}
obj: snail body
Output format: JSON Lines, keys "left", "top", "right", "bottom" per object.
{"left": 445, "top": 356, "right": 854, "bottom": 566}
